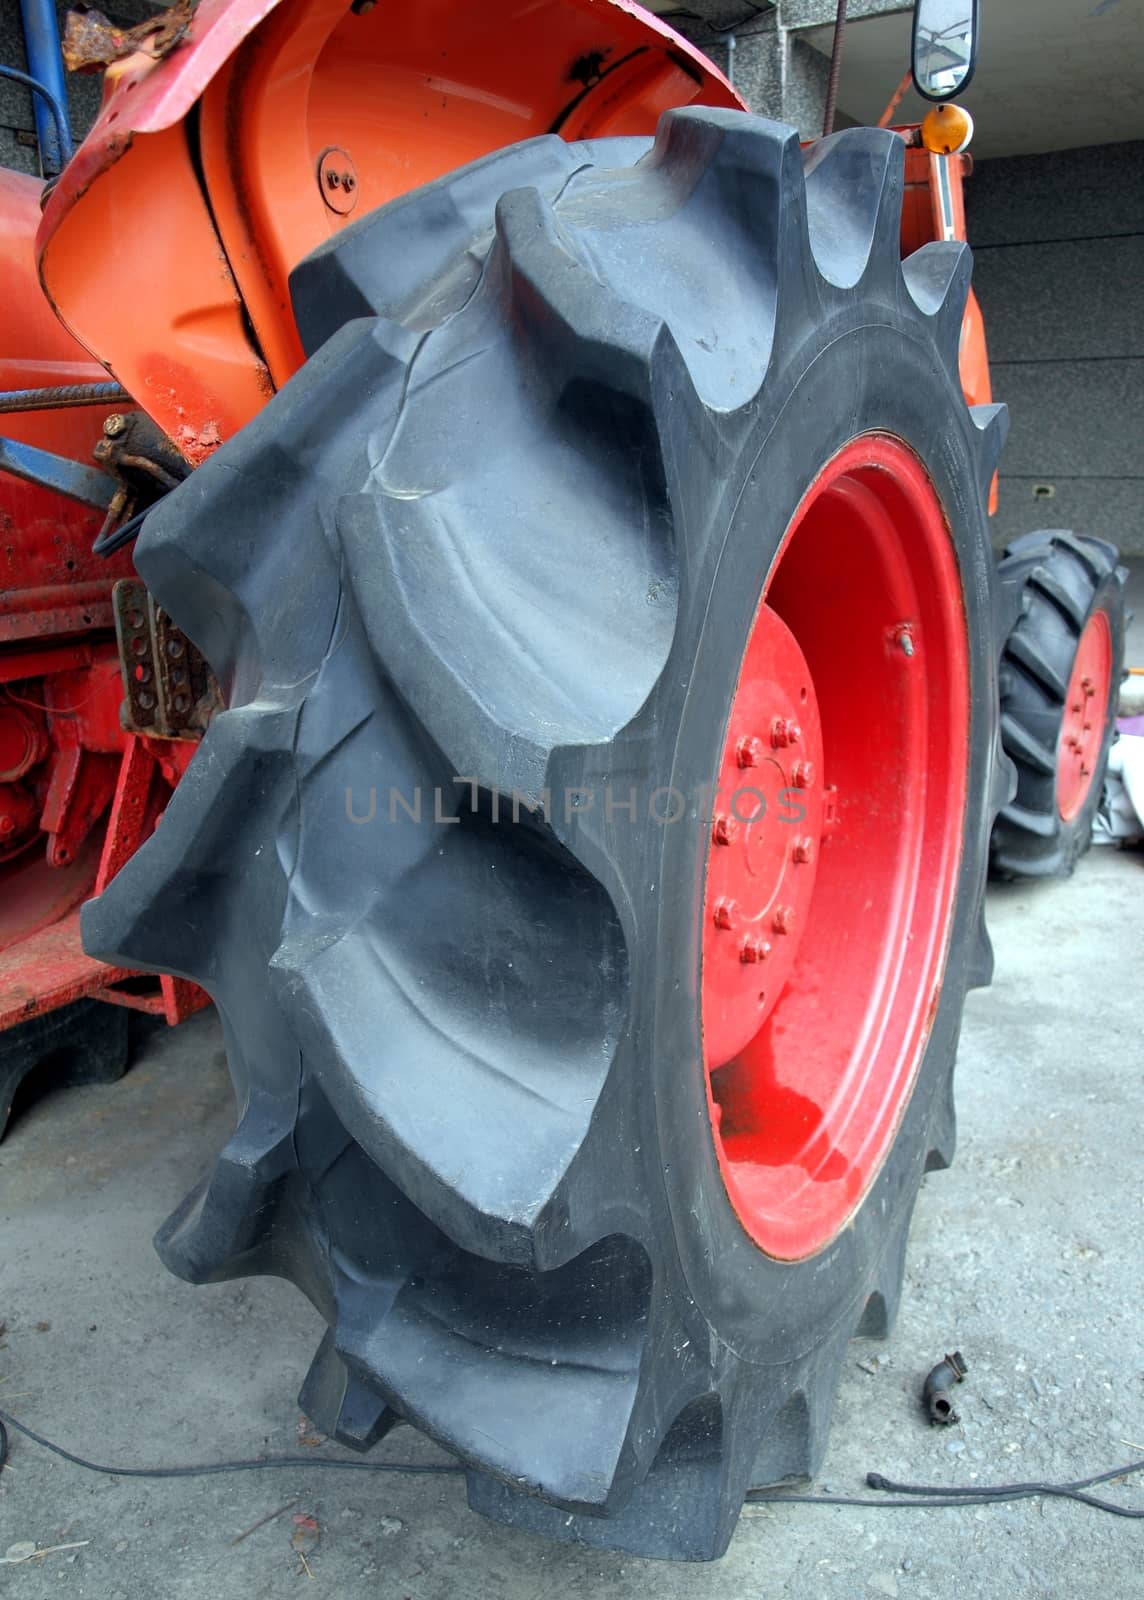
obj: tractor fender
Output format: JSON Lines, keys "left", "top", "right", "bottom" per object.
{"left": 36, "top": 0, "right": 741, "bottom": 456}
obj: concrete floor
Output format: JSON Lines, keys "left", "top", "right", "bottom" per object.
{"left": 1, "top": 848, "right": 1142, "bottom": 1592}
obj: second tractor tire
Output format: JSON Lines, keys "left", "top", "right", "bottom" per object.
{"left": 991, "top": 530, "right": 1127, "bottom": 878}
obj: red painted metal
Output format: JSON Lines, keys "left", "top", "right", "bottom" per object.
{"left": 0, "top": 181, "right": 191, "bottom": 1028}
{"left": 0, "top": 905, "right": 135, "bottom": 1028}
{"left": 1057, "top": 610, "right": 1112, "bottom": 823}
{"left": 900, "top": 139, "right": 995, "bottom": 512}
{"left": 701, "top": 435, "right": 970, "bottom": 1261}
{"left": 0, "top": 169, "right": 134, "bottom": 631}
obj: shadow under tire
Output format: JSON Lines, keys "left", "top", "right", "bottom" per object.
{"left": 0, "top": 999, "right": 129, "bottom": 1142}
{"left": 82, "top": 111, "right": 1012, "bottom": 1560}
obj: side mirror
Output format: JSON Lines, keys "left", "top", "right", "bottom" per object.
{"left": 912, "top": 0, "right": 979, "bottom": 102}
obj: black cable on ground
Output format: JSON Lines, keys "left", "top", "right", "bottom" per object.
{"left": 0, "top": 1411, "right": 460, "bottom": 1481}
{"left": 747, "top": 1459, "right": 1144, "bottom": 1517}
{"left": 2, "top": 1408, "right": 1141, "bottom": 1517}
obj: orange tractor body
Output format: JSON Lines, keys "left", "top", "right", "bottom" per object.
{"left": 0, "top": 0, "right": 989, "bottom": 1045}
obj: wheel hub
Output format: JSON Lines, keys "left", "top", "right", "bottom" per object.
{"left": 699, "top": 435, "right": 969, "bottom": 1261}
{"left": 1057, "top": 610, "right": 1112, "bottom": 822}
{"left": 702, "top": 609, "right": 825, "bottom": 1068}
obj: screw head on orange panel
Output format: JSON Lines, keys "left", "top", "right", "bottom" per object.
{"left": 318, "top": 147, "right": 360, "bottom": 215}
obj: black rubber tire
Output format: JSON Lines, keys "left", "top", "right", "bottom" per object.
{"left": 990, "top": 530, "right": 1127, "bottom": 879}
{"left": 83, "top": 111, "right": 1013, "bottom": 1560}
{"left": 0, "top": 999, "right": 129, "bottom": 1141}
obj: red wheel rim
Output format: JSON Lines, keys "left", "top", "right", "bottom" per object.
{"left": 1056, "top": 611, "right": 1112, "bottom": 823}
{"left": 700, "top": 435, "right": 969, "bottom": 1260}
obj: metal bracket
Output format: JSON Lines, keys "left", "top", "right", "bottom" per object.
{"left": 112, "top": 579, "right": 220, "bottom": 739}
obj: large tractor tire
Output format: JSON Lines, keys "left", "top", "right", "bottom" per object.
{"left": 84, "top": 111, "right": 1013, "bottom": 1560}
{"left": 990, "top": 530, "right": 1127, "bottom": 879}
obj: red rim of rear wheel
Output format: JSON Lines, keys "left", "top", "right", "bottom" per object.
{"left": 1056, "top": 611, "right": 1112, "bottom": 823}
{"left": 700, "top": 434, "right": 970, "bottom": 1261}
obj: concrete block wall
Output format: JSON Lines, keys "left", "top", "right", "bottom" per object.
{"left": 966, "top": 141, "right": 1144, "bottom": 556}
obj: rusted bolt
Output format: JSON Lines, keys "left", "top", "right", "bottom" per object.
{"left": 103, "top": 412, "right": 127, "bottom": 438}
{"left": 770, "top": 717, "right": 802, "bottom": 748}
{"left": 739, "top": 937, "right": 771, "bottom": 964}
{"left": 792, "top": 836, "right": 814, "bottom": 864}
{"left": 712, "top": 897, "right": 736, "bottom": 930}
{"left": 711, "top": 813, "right": 739, "bottom": 847}
{"left": 772, "top": 904, "right": 796, "bottom": 935}
{"left": 736, "top": 735, "right": 764, "bottom": 769}
{"left": 792, "top": 760, "right": 816, "bottom": 789}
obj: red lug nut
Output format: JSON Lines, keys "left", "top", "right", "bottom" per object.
{"left": 772, "top": 904, "right": 796, "bottom": 935}
{"left": 712, "top": 898, "right": 736, "bottom": 930}
{"left": 791, "top": 760, "right": 815, "bottom": 789}
{"left": 739, "top": 936, "right": 772, "bottom": 964}
{"left": 792, "top": 836, "right": 814, "bottom": 864}
{"left": 711, "top": 813, "right": 739, "bottom": 847}
{"left": 736, "top": 735, "right": 764, "bottom": 769}
{"left": 770, "top": 717, "right": 802, "bottom": 749}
